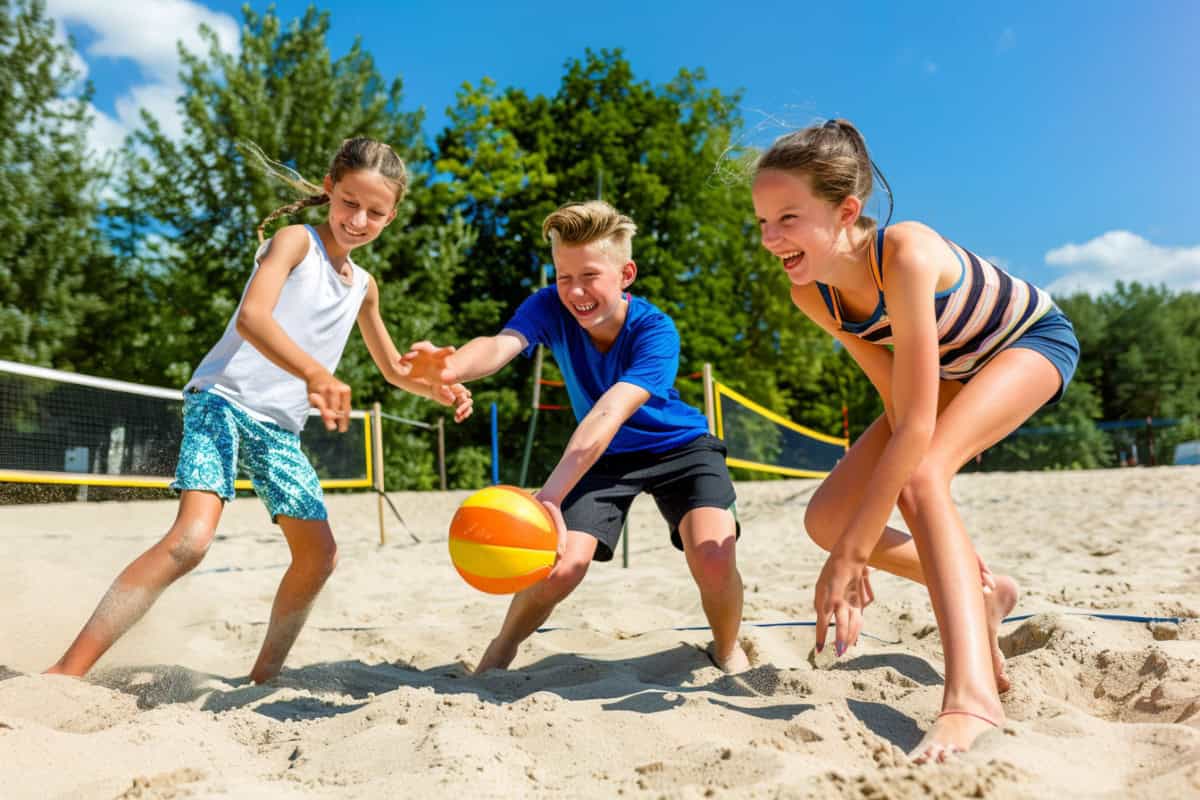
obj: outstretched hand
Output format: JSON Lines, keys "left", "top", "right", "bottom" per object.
{"left": 398, "top": 341, "right": 459, "bottom": 385}
{"left": 813, "top": 552, "right": 875, "bottom": 657}
{"left": 428, "top": 382, "right": 474, "bottom": 423}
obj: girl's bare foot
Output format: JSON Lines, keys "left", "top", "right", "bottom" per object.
{"left": 909, "top": 708, "right": 1002, "bottom": 763}
{"left": 984, "top": 575, "right": 1019, "bottom": 692}
{"left": 708, "top": 641, "right": 751, "bottom": 674}
{"left": 474, "top": 637, "right": 519, "bottom": 675}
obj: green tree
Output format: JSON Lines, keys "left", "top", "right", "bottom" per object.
{"left": 0, "top": 0, "right": 112, "bottom": 367}
{"left": 435, "top": 50, "right": 839, "bottom": 484}
{"left": 107, "top": 4, "right": 473, "bottom": 489}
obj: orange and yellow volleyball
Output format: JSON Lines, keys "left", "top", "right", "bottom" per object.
{"left": 448, "top": 485, "right": 557, "bottom": 594}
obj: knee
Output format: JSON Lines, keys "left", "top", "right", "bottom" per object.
{"left": 690, "top": 540, "right": 737, "bottom": 594}
{"left": 803, "top": 498, "right": 839, "bottom": 552}
{"left": 295, "top": 536, "right": 339, "bottom": 580}
{"left": 164, "top": 520, "right": 216, "bottom": 573}
{"left": 543, "top": 556, "right": 589, "bottom": 600}
{"left": 898, "top": 459, "right": 952, "bottom": 516}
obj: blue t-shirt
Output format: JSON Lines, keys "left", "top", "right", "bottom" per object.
{"left": 503, "top": 287, "right": 709, "bottom": 455}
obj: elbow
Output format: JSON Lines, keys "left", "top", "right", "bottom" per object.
{"left": 236, "top": 307, "right": 262, "bottom": 340}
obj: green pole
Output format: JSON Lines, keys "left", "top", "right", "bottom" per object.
{"left": 518, "top": 262, "right": 549, "bottom": 487}
{"left": 621, "top": 518, "right": 629, "bottom": 568}
{"left": 518, "top": 405, "right": 539, "bottom": 487}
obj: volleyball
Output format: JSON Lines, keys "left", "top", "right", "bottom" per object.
{"left": 448, "top": 485, "right": 558, "bottom": 594}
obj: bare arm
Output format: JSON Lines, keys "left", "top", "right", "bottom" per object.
{"left": 236, "top": 225, "right": 328, "bottom": 382}
{"left": 356, "top": 277, "right": 473, "bottom": 422}
{"left": 833, "top": 228, "right": 942, "bottom": 562}
{"left": 235, "top": 225, "right": 350, "bottom": 430}
{"left": 537, "top": 381, "right": 651, "bottom": 505}
{"left": 401, "top": 329, "right": 528, "bottom": 385}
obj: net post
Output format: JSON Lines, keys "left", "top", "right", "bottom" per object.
{"left": 372, "top": 402, "right": 385, "bottom": 545}
{"left": 437, "top": 416, "right": 447, "bottom": 491}
{"left": 702, "top": 362, "right": 716, "bottom": 435}
{"left": 621, "top": 518, "right": 629, "bottom": 569}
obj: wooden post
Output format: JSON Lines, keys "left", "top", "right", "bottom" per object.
{"left": 372, "top": 402, "right": 385, "bottom": 545}
{"left": 437, "top": 416, "right": 447, "bottom": 491}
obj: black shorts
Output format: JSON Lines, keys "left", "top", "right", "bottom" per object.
{"left": 561, "top": 433, "right": 739, "bottom": 562}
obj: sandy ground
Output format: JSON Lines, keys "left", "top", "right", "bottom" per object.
{"left": 1, "top": 467, "right": 1198, "bottom": 799}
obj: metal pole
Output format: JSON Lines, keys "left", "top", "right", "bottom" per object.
{"left": 702, "top": 363, "right": 715, "bottom": 436}
{"left": 372, "top": 402, "right": 385, "bottom": 545}
{"left": 621, "top": 518, "right": 629, "bottom": 569}
{"left": 437, "top": 416, "right": 446, "bottom": 491}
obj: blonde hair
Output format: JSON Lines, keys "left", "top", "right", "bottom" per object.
{"left": 242, "top": 138, "right": 409, "bottom": 243}
{"left": 541, "top": 200, "right": 638, "bottom": 264}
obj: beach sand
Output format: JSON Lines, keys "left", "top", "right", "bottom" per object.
{"left": 2, "top": 466, "right": 1198, "bottom": 798}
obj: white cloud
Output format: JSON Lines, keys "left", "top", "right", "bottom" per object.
{"left": 46, "top": 0, "right": 240, "bottom": 155}
{"left": 1044, "top": 231, "right": 1200, "bottom": 295}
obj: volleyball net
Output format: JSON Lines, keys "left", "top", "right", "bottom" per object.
{"left": 514, "top": 361, "right": 848, "bottom": 482}
{"left": 708, "top": 372, "right": 848, "bottom": 478}
{"left": 0, "top": 359, "right": 372, "bottom": 491}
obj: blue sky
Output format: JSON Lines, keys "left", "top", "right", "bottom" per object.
{"left": 48, "top": 0, "right": 1200, "bottom": 294}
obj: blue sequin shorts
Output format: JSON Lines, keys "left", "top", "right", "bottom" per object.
{"left": 171, "top": 390, "right": 327, "bottom": 522}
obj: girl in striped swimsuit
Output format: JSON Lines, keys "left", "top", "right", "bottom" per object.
{"left": 752, "top": 119, "right": 1079, "bottom": 762}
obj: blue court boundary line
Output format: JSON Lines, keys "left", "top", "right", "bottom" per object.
{"left": 536, "top": 612, "right": 1186, "bottom": 642}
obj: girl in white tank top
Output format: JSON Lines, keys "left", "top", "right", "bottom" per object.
{"left": 48, "top": 139, "right": 473, "bottom": 685}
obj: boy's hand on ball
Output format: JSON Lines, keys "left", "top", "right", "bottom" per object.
{"left": 538, "top": 499, "right": 568, "bottom": 564}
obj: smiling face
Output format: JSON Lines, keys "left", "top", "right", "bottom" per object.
{"left": 552, "top": 239, "right": 635, "bottom": 343}
{"left": 322, "top": 169, "right": 399, "bottom": 252}
{"left": 752, "top": 168, "right": 861, "bottom": 287}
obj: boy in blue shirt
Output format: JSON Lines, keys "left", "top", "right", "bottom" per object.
{"left": 402, "top": 201, "right": 748, "bottom": 674}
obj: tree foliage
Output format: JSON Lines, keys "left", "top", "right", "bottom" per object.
{"left": 7, "top": 5, "right": 1197, "bottom": 487}
{"left": 435, "top": 50, "right": 842, "bottom": 484}
{"left": 0, "top": 0, "right": 113, "bottom": 367}
{"left": 97, "top": 5, "right": 474, "bottom": 489}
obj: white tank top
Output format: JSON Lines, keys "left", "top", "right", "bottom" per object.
{"left": 184, "top": 225, "right": 370, "bottom": 433}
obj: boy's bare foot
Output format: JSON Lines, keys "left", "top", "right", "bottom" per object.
{"left": 909, "top": 708, "right": 1002, "bottom": 764}
{"left": 474, "top": 638, "right": 519, "bottom": 675}
{"left": 708, "top": 641, "right": 751, "bottom": 674}
{"left": 984, "top": 575, "right": 1019, "bottom": 693}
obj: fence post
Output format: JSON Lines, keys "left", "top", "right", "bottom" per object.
{"left": 372, "top": 402, "right": 385, "bottom": 545}
{"left": 703, "top": 362, "right": 715, "bottom": 436}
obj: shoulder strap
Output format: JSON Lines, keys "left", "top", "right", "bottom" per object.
{"left": 815, "top": 283, "right": 843, "bottom": 325}
{"left": 867, "top": 226, "right": 887, "bottom": 291}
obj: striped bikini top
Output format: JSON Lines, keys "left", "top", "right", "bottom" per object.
{"left": 816, "top": 226, "right": 1054, "bottom": 381}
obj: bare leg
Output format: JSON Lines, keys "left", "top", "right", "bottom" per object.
{"left": 901, "top": 348, "right": 1061, "bottom": 762}
{"left": 46, "top": 491, "right": 222, "bottom": 676}
{"left": 807, "top": 393, "right": 1016, "bottom": 691}
{"left": 248, "top": 517, "right": 338, "bottom": 684}
{"left": 678, "top": 506, "right": 748, "bottom": 673}
{"left": 474, "top": 531, "right": 597, "bottom": 674}
{"left": 805, "top": 349, "right": 1059, "bottom": 759}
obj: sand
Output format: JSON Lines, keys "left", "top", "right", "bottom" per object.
{"left": 2, "top": 466, "right": 1198, "bottom": 799}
